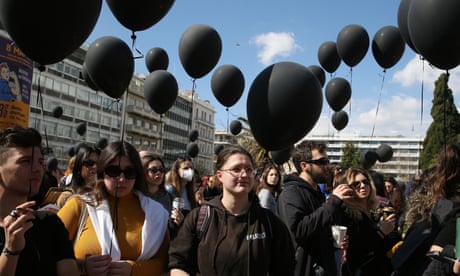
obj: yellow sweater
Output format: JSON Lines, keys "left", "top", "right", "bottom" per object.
{"left": 58, "top": 193, "right": 169, "bottom": 276}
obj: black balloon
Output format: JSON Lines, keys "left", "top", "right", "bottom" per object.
{"left": 247, "top": 62, "right": 323, "bottom": 151}
{"left": 68, "top": 147, "right": 75, "bottom": 157}
{"left": 106, "top": 0, "right": 175, "bottom": 32}
{"left": 76, "top": 123, "right": 86, "bottom": 136}
{"left": 52, "top": 106, "right": 63, "bottom": 118}
{"left": 372, "top": 26, "right": 405, "bottom": 69}
{"left": 325, "top": 78, "right": 351, "bottom": 112}
{"left": 317, "top": 41, "right": 341, "bottom": 74}
{"left": 145, "top": 47, "right": 169, "bottom": 73}
{"left": 81, "top": 63, "right": 99, "bottom": 91}
{"left": 360, "top": 150, "right": 377, "bottom": 169}
{"left": 307, "top": 65, "right": 326, "bottom": 88}
{"left": 271, "top": 145, "right": 293, "bottom": 165}
{"left": 211, "top": 64, "right": 245, "bottom": 107}
{"left": 85, "top": 36, "right": 134, "bottom": 99}
{"left": 407, "top": 0, "right": 460, "bottom": 70}
{"left": 397, "top": 0, "right": 418, "bottom": 54}
{"left": 0, "top": 0, "right": 101, "bottom": 65}
{"left": 186, "top": 142, "right": 199, "bottom": 158}
{"left": 376, "top": 144, "right": 393, "bottom": 162}
{"left": 96, "top": 138, "right": 108, "bottom": 150}
{"left": 179, "top": 24, "right": 222, "bottom": 79}
{"left": 214, "top": 144, "right": 225, "bottom": 155}
{"left": 336, "top": 24, "right": 369, "bottom": 67}
{"left": 144, "top": 70, "right": 178, "bottom": 114}
{"left": 189, "top": 129, "right": 199, "bottom": 142}
{"left": 230, "top": 120, "right": 242, "bottom": 136}
{"left": 331, "top": 111, "right": 348, "bottom": 131}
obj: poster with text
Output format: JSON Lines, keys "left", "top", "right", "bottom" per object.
{"left": 0, "top": 35, "right": 33, "bottom": 129}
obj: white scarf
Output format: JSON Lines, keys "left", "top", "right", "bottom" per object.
{"left": 86, "top": 190, "right": 168, "bottom": 261}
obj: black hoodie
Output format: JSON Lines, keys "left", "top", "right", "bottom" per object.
{"left": 278, "top": 174, "right": 345, "bottom": 276}
{"left": 169, "top": 194, "right": 295, "bottom": 275}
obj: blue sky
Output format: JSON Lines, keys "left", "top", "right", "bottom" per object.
{"left": 86, "top": 0, "right": 460, "bottom": 138}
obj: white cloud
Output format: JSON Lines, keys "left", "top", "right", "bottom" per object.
{"left": 250, "top": 32, "right": 301, "bottom": 65}
{"left": 392, "top": 55, "right": 460, "bottom": 95}
{"left": 308, "top": 95, "right": 430, "bottom": 137}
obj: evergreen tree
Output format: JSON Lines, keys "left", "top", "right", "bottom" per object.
{"left": 341, "top": 141, "right": 361, "bottom": 168}
{"left": 419, "top": 73, "right": 460, "bottom": 169}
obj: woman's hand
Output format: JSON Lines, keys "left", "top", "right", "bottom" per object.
{"left": 2, "top": 201, "right": 36, "bottom": 254}
{"left": 84, "top": 254, "right": 111, "bottom": 275}
{"left": 379, "top": 213, "right": 396, "bottom": 235}
{"left": 109, "top": 260, "right": 132, "bottom": 276}
{"left": 453, "top": 258, "right": 460, "bottom": 274}
{"left": 170, "top": 208, "right": 184, "bottom": 226}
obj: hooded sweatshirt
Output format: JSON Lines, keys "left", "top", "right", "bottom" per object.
{"left": 278, "top": 174, "right": 345, "bottom": 276}
{"left": 169, "top": 194, "right": 295, "bottom": 275}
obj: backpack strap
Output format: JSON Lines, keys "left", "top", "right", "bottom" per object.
{"left": 196, "top": 204, "right": 211, "bottom": 240}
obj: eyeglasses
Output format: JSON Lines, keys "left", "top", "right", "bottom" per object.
{"left": 221, "top": 167, "right": 254, "bottom": 176}
{"left": 305, "top": 158, "right": 330, "bottom": 166}
{"left": 148, "top": 167, "right": 165, "bottom": 174}
{"left": 351, "top": 179, "right": 371, "bottom": 188}
{"left": 104, "top": 166, "right": 137, "bottom": 180}
{"left": 82, "top": 160, "right": 96, "bottom": 167}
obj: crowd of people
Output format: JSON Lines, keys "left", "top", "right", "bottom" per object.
{"left": 1, "top": 125, "right": 460, "bottom": 275}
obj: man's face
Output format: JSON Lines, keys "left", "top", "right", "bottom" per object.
{"left": 306, "top": 149, "right": 331, "bottom": 185}
{"left": 0, "top": 146, "right": 44, "bottom": 197}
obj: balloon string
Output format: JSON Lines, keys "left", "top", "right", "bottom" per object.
{"left": 348, "top": 67, "right": 352, "bottom": 117}
{"left": 226, "top": 107, "right": 229, "bottom": 133}
{"left": 131, "top": 31, "right": 144, "bottom": 59}
{"left": 417, "top": 56, "right": 425, "bottom": 170}
{"left": 420, "top": 56, "right": 425, "bottom": 129}
{"left": 159, "top": 114, "right": 163, "bottom": 149}
{"left": 371, "top": 69, "right": 386, "bottom": 138}
{"left": 36, "top": 66, "right": 50, "bottom": 155}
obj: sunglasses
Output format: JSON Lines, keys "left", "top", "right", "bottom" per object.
{"left": 305, "top": 157, "right": 330, "bottom": 166}
{"left": 351, "top": 179, "right": 371, "bottom": 188}
{"left": 104, "top": 166, "right": 137, "bottom": 180}
{"left": 148, "top": 167, "right": 165, "bottom": 174}
{"left": 82, "top": 160, "right": 97, "bottom": 167}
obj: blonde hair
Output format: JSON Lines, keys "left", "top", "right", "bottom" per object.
{"left": 333, "top": 167, "right": 378, "bottom": 221}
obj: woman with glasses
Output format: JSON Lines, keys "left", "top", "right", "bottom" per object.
{"left": 333, "top": 167, "right": 400, "bottom": 276}
{"left": 169, "top": 145, "right": 295, "bottom": 275}
{"left": 58, "top": 141, "right": 169, "bottom": 276}
{"left": 141, "top": 152, "right": 184, "bottom": 239}
{"left": 55, "top": 144, "right": 99, "bottom": 209}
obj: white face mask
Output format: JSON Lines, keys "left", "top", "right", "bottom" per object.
{"left": 181, "top": 168, "right": 194, "bottom": 182}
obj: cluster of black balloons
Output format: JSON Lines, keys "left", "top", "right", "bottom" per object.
{"left": 398, "top": 0, "right": 460, "bottom": 70}
{"left": 360, "top": 144, "right": 394, "bottom": 169}
{"left": 186, "top": 129, "right": 199, "bottom": 158}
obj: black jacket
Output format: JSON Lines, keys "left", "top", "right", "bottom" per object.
{"left": 278, "top": 174, "right": 344, "bottom": 276}
{"left": 169, "top": 194, "right": 295, "bottom": 275}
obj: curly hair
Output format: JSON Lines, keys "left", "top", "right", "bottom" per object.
{"left": 405, "top": 144, "right": 460, "bottom": 227}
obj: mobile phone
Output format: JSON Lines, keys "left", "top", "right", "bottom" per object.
{"left": 426, "top": 251, "right": 456, "bottom": 264}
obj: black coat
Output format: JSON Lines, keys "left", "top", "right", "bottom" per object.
{"left": 278, "top": 174, "right": 345, "bottom": 276}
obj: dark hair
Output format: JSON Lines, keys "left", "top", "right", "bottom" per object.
{"left": 291, "top": 140, "right": 327, "bottom": 173}
{"left": 0, "top": 127, "right": 42, "bottom": 163}
{"left": 141, "top": 153, "right": 166, "bottom": 191}
{"left": 93, "top": 141, "right": 147, "bottom": 204}
{"left": 431, "top": 143, "right": 460, "bottom": 201}
{"left": 256, "top": 165, "right": 282, "bottom": 198}
{"left": 369, "top": 170, "right": 386, "bottom": 198}
{"left": 215, "top": 145, "right": 254, "bottom": 172}
{"left": 46, "top": 157, "right": 59, "bottom": 172}
{"left": 71, "top": 143, "right": 99, "bottom": 193}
